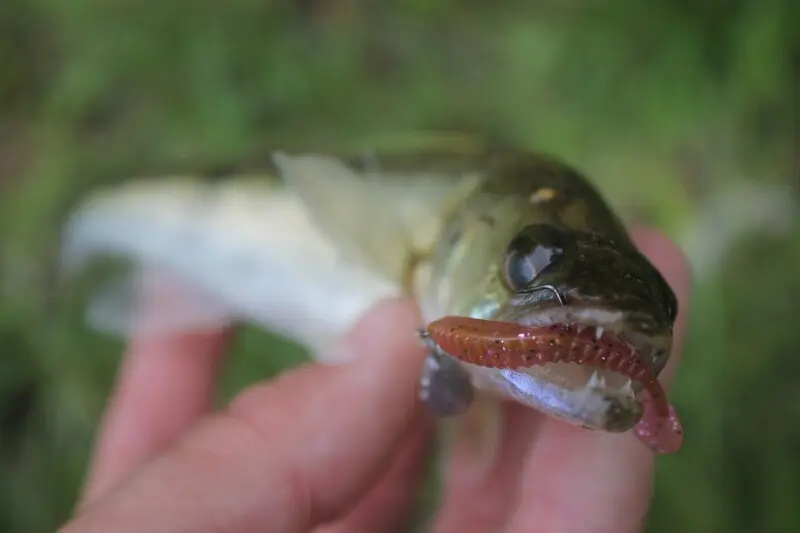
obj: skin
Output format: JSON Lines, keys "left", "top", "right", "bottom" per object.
{"left": 59, "top": 227, "right": 690, "bottom": 533}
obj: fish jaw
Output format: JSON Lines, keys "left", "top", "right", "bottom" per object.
{"left": 465, "top": 364, "right": 642, "bottom": 431}
{"left": 465, "top": 363, "right": 683, "bottom": 454}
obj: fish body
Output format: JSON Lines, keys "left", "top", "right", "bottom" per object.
{"left": 62, "top": 133, "right": 682, "bottom": 454}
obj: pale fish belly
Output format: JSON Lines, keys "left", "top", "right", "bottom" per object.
{"left": 62, "top": 179, "right": 400, "bottom": 359}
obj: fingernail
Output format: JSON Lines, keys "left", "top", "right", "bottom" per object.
{"left": 319, "top": 341, "right": 359, "bottom": 365}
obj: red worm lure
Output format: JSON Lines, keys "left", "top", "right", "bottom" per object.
{"left": 425, "top": 315, "right": 670, "bottom": 420}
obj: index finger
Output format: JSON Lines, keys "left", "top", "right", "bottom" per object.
{"left": 81, "top": 270, "right": 246, "bottom": 505}
{"left": 81, "top": 325, "right": 232, "bottom": 504}
{"left": 506, "top": 228, "right": 692, "bottom": 533}
{"left": 62, "top": 298, "right": 430, "bottom": 533}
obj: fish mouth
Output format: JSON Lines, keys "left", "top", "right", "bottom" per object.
{"left": 471, "top": 303, "right": 672, "bottom": 432}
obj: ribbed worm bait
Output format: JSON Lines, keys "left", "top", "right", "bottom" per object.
{"left": 423, "top": 316, "right": 683, "bottom": 453}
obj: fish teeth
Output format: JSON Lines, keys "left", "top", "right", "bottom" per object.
{"left": 587, "top": 370, "right": 607, "bottom": 390}
{"left": 619, "top": 378, "right": 634, "bottom": 396}
{"left": 573, "top": 381, "right": 594, "bottom": 407}
{"left": 595, "top": 327, "right": 604, "bottom": 341}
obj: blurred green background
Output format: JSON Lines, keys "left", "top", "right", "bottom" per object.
{"left": 0, "top": 1, "right": 798, "bottom": 532}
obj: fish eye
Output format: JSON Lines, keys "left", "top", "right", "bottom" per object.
{"left": 502, "top": 224, "right": 566, "bottom": 291}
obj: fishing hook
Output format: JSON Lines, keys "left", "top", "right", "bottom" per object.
{"left": 525, "top": 284, "right": 565, "bottom": 306}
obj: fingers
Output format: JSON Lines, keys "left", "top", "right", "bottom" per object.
{"left": 62, "top": 298, "right": 429, "bottom": 533}
{"left": 430, "top": 402, "right": 543, "bottom": 533}
{"left": 631, "top": 228, "right": 693, "bottom": 389}
{"left": 314, "top": 418, "right": 432, "bottom": 533}
{"left": 81, "top": 328, "right": 231, "bottom": 505}
{"left": 504, "top": 228, "right": 692, "bottom": 533}
{"left": 81, "top": 275, "right": 236, "bottom": 505}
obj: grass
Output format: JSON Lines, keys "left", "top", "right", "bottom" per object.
{"left": 0, "top": 1, "right": 798, "bottom": 531}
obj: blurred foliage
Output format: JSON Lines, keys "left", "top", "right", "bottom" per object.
{"left": 0, "top": 1, "right": 798, "bottom": 532}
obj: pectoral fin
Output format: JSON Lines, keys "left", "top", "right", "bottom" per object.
{"left": 272, "top": 151, "right": 482, "bottom": 286}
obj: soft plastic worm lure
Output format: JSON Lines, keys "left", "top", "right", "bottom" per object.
{"left": 425, "top": 315, "right": 683, "bottom": 453}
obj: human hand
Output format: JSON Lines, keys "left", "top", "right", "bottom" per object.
{"left": 60, "top": 228, "right": 691, "bottom": 533}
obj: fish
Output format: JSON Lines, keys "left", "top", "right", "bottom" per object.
{"left": 61, "top": 132, "right": 683, "bottom": 459}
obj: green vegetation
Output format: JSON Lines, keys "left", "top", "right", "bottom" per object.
{"left": 0, "top": 1, "right": 797, "bottom": 531}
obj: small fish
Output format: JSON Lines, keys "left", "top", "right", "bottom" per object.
{"left": 62, "top": 132, "right": 683, "bottom": 456}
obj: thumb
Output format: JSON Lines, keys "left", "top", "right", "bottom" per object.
{"left": 61, "top": 298, "right": 429, "bottom": 533}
